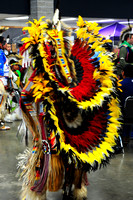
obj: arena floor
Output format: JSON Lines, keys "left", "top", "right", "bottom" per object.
{"left": 0, "top": 121, "right": 133, "bottom": 200}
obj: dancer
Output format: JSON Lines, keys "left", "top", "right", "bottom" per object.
{"left": 17, "top": 10, "right": 122, "bottom": 200}
{"left": 0, "top": 36, "right": 10, "bottom": 130}
{"left": 117, "top": 26, "right": 133, "bottom": 79}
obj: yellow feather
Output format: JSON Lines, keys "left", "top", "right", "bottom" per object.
{"left": 77, "top": 16, "right": 85, "bottom": 27}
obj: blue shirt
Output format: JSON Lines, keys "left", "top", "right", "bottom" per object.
{"left": 0, "top": 49, "right": 6, "bottom": 76}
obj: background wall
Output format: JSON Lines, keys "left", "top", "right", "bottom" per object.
{"left": 54, "top": 0, "right": 133, "bottom": 19}
{"left": 30, "top": 0, "right": 53, "bottom": 20}
{"left": 0, "top": 0, "right": 30, "bottom": 15}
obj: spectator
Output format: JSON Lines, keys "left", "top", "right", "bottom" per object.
{"left": 112, "top": 45, "right": 119, "bottom": 65}
{"left": 119, "top": 64, "right": 133, "bottom": 106}
{"left": 119, "top": 64, "right": 133, "bottom": 145}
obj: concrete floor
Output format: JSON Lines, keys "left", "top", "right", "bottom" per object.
{"left": 0, "top": 121, "right": 133, "bottom": 200}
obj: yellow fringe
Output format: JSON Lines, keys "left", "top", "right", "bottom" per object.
{"left": 48, "top": 154, "right": 64, "bottom": 191}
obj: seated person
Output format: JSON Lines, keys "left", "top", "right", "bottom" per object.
{"left": 119, "top": 64, "right": 133, "bottom": 106}
{"left": 119, "top": 64, "right": 133, "bottom": 145}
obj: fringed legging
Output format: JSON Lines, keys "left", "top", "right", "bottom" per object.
{"left": 0, "top": 81, "right": 7, "bottom": 122}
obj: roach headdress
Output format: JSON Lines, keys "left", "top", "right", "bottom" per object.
{"left": 120, "top": 25, "right": 133, "bottom": 42}
{"left": 17, "top": 10, "right": 122, "bottom": 200}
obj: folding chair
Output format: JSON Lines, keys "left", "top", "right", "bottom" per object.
{"left": 122, "top": 96, "right": 133, "bottom": 146}
{"left": 124, "top": 96, "right": 133, "bottom": 125}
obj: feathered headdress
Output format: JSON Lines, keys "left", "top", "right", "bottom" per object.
{"left": 17, "top": 4, "right": 122, "bottom": 200}
{"left": 120, "top": 24, "right": 133, "bottom": 42}
{"left": 8, "top": 52, "right": 22, "bottom": 65}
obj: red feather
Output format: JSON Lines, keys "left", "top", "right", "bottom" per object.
{"left": 70, "top": 40, "right": 97, "bottom": 101}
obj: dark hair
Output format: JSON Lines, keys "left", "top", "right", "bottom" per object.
{"left": 123, "top": 64, "right": 133, "bottom": 77}
{"left": 124, "top": 33, "right": 133, "bottom": 41}
{"left": 9, "top": 59, "right": 17, "bottom": 65}
{"left": 0, "top": 36, "right": 5, "bottom": 45}
{"left": 102, "top": 42, "right": 113, "bottom": 52}
{"left": 120, "top": 27, "right": 133, "bottom": 42}
{"left": 124, "top": 33, "right": 130, "bottom": 41}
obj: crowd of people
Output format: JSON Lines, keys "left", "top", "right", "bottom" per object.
{"left": 0, "top": 35, "right": 30, "bottom": 130}
{"left": 114, "top": 27, "right": 133, "bottom": 147}
{"left": 98, "top": 26, "right": 133, "bottom": 149}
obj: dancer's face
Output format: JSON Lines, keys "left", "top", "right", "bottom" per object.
{"left": 128, "top": 35, "right": 133, "bottom": 45}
